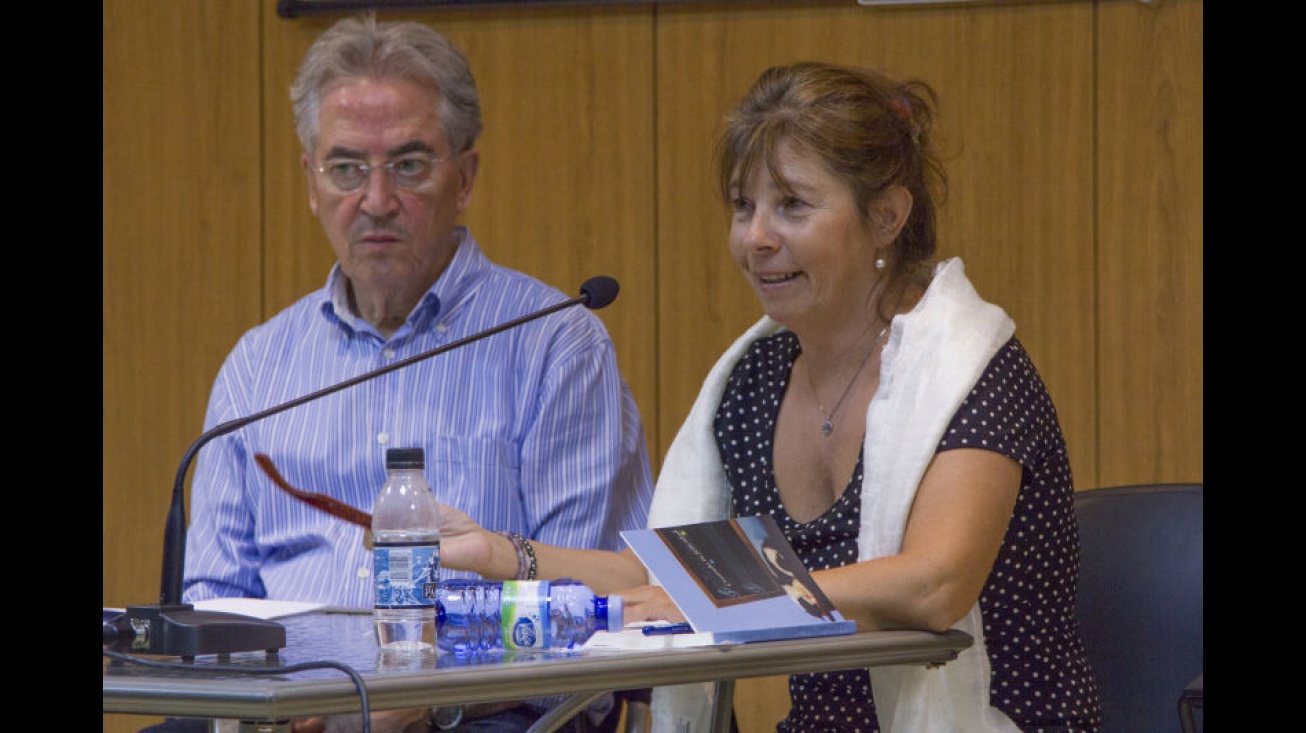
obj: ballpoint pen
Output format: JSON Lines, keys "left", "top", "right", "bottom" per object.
{"left": 641, "top": 622, "right": 695, "bottom": 636}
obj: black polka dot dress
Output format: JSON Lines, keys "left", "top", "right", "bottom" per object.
{"left": 713, "top": 331, "right": 1102, "bottom": 733}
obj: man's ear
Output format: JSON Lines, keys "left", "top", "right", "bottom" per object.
{"left": 302, "top": 151, "right": 320, "bottom": 216}
{"left": 455, "top": 148, "right": 480, "bottom": 215}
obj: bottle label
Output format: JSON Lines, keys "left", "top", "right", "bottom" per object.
{"left": 374, "top": 542, "right": 440, "bottom": 608}
{"left": 501, "top": 580, "right": 551, "bottom": 650}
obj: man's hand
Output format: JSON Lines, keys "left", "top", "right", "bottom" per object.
{"left": 292, "top": 707, "right": 431, "bottom": 733}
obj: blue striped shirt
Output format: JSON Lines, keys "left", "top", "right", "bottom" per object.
{"left": 183, "top": 228, "right": 654, "bottom": 607}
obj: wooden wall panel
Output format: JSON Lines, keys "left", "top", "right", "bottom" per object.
{"left": 1096, "top": 0, "right": 1203, "bottom": 484}
{"left": 102, "top": 2, "right": 263, "bottom": 732}
{"left": 260, "top": 4, "right": 659, "bottom": 454}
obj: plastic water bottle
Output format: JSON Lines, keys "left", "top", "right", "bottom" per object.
{"left": 435, "top": 578, "right": 623, "bottom": 655}
{"left": 372, "top": 447, "right": 441, "bottom": 653}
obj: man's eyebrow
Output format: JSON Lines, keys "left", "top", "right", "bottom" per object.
{"left": 321, "top": 141, "right": 437, "bottom": 160}
{"left": 390, "top": 140, "right": 436, "bottom": 157}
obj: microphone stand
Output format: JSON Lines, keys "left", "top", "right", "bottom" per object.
{"left": 104, "top": 280, "right": 615, "bottom": 659}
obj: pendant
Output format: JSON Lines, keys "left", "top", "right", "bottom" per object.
{"left": 820, "top": 419, "right": 834, "bottom": 436}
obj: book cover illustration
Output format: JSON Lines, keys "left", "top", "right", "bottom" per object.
{"left": 622, "top": 514, "right": 856, "bottom": 644}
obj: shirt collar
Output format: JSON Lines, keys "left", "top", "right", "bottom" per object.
{"left": 317, "top": 226, "right": 490, "bottom": 340}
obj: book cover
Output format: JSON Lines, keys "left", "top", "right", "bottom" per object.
{"left": 621, "top": 514, "right": 856, "bottom": 644}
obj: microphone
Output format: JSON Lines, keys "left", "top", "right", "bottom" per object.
{"left": 579, "top": 274, "right": 618, "bottom": 309}
{"left": 104, "top": 276, "right": 621, "bottom": 659}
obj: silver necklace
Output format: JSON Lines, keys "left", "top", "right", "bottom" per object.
{"left": 807, "top": 325, "right": 889, "bottom": 437}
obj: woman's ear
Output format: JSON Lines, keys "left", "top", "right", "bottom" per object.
{"left": 872, "top": 184, "right": 913, "bottom": 240}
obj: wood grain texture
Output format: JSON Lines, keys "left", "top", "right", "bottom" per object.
{"left": 102, "top": 0, "right": 262, "bottom": 594}
{"left": 103, "top": 4, "right": 262, "bottom": 732}
{"left": 1096, "top": 0, "right": 1203, "bottom": 483}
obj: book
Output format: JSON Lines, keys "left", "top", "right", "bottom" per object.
{"left": 620, "top": 514, "right": 856, "bottom": 644}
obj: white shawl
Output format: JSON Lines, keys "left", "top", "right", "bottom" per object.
{"left": 646, "top": 258, "right": 1020, "bottom": 733}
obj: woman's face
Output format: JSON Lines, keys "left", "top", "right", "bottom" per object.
{"left": 727, "top": 141, "right": 881, "bottom": 334}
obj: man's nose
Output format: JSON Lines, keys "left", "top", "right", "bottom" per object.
{"left": 359, "top": 166, "right": 399, "bottom": 214}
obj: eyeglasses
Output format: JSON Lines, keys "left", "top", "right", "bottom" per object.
{"left": 314, "top": 153, "right": 441, "bottom": 193}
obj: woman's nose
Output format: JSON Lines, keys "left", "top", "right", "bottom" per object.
{"left": 741, "top": 212, "right": 779, "bottom": 251}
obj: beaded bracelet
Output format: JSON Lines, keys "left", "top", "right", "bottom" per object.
{"left": 519, "top": 537, "right": 538, "bottom": 581}
{"left": 495, "top": 530, "right": 537, "bottom": 581}
{"left": 496, "top": 530, "right": 527, "bottom": 579}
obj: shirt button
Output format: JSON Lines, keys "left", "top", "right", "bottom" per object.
{"left": 377, "top": 432, "right": 389, "bottom": 445}
{"left": 357, "top": 566, "right": 370, "bottom": 579}
{"left": 436, "top": 322, "right": 448, "bottom": 333}
{"left": 383, "top": 347, "right": 396, "bottom": 359}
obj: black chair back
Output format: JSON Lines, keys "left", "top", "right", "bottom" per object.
{"left": 1074, "top": 483, "right": 1203, "bottom": 733}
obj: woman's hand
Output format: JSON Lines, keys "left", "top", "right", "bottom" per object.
{"left": 435, "top": 502, "right": 480, "bottom": 538}
{"left": 615, "top": 585, "right": 686, "bottom": 624}
{"left": 433, "top": 502, "right": 499, "bottom": 574}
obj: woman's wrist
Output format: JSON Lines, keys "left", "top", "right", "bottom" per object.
{"left": 477, "top": 529, "right": 513, "bottom": 580}
{"left": 494, "top": 530, "right": 537, "bottom": 580}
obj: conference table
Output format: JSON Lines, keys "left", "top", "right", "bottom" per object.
{"left": 103, "top": 608, "right": 973, "bottom": 733}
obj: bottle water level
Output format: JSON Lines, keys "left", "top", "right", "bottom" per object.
{"left": 375, "top": 607, "right": 435, "bottom": 653}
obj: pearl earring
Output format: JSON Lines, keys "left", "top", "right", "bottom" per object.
{"left": 875, "top": 256, "right": 887, "bottom": 271}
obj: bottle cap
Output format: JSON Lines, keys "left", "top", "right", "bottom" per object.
{"left": 386, "top": 447, "right": 425, "bottom": 469}
{"left": 597, "top": 594, "right": 624, "bottom": 632}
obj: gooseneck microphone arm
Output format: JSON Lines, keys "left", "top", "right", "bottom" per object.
{"left": 107, "top": 276, "right": 618, "bottom": 659}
